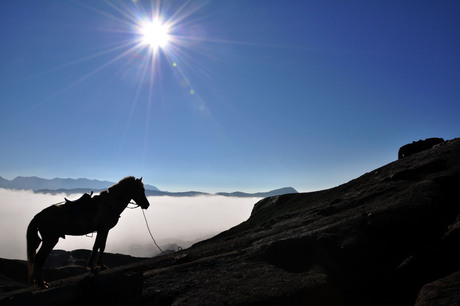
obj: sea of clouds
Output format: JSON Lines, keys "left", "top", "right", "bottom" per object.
{"left": 0, "top": 188, "right": 260, "bottom": 260}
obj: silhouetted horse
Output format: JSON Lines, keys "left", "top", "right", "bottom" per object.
{"left": 26, "top": 176, "right": 150, "bottom": 288}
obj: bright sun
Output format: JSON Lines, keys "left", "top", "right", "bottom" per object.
{"left": 140, "top": 19, "right": 171, "bottom": 50}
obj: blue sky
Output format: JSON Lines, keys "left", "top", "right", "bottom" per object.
{"left": 0, "top": 1, "right": 459, "bottom": 192}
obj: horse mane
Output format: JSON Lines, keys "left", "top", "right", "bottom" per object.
{"left": 114, "top": 176, "right": 137, "bottom": 187}
{"left": 105, "top": 176, "right": 138, "bottom": 194}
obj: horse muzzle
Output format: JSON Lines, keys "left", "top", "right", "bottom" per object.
{"left": 139, "top": 198, "right": 150, "bottom": 209}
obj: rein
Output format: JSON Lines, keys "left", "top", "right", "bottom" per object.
{"left": 133, "top": 204, "right": 183, "bottom": 259}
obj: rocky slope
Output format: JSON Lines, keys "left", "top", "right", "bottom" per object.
{"left": 1, "top": 138, "right": 459, "bottom": 305}
{"left": 0, "top": 250, "right": 145, "bottom": 294}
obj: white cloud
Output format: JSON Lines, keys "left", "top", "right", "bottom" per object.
{"left": 0, "top": 189, "right": 259, "bottom": 259}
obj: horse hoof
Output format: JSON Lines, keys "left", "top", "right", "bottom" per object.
{"left": 36, "top": 281, "right": 50, "bottom": 289}
{"left": 99, "top": 265, "right": 109, "bottom": 271}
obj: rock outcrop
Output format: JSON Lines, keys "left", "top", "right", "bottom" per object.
{"left": 398, "top": 137, "right": 445, "bottom": 159}
{"left": 1, "top": 138, "right": 459, "bottom": 305}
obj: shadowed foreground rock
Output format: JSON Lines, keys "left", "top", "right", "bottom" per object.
{"left": 1, "top": 138, "right": 460, "bottom": 305}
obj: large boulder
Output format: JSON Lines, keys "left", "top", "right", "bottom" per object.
{"left": 415, "top": 271, "right": 460, "bottom": 306}
{"left": 398, "top": 138, "right": 444, "bottom": 159}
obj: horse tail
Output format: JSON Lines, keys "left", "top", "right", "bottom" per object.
{"left": 26, "top": 216, "right": 42, "bottom": 282}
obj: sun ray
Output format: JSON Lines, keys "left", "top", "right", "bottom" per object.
{"left": 167, "top": 0, "right": 209, "bottom": 27}
{"left": 29, "top": 39, "right": 145, "bottom": 113}
{"left": 76, "top": 0, "right": 137, "bottom": 30}
{"left": 37, "top": 1, "right": 234, "bottom": 121}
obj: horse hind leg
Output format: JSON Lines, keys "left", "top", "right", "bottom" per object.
{"left": 26, "top": 218, "right": 42, "bottom": 284}
{"left": 34, "top": 236, "right": 59, "bottom": 288}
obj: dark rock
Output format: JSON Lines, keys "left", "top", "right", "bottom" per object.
{"left": 415, "top": 271, "right": 460, "bottom": 306}
{"left": 398, "top": 137, "right": 445, "bottom": 159}
{"left": 44, "top": 249, "right": 145, "bottom": 270}
{"left": 0, "top": 250, "right": 145, "bottom": 296}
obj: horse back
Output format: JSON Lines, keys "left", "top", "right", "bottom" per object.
{"left": 62, "top": 193, "right": 96, "bottom": 217}
{"left": 35, "top": 196, "right": 100, "bottom": 237}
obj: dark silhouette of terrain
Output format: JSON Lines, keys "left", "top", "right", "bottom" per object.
{"left": 398, "top": 137, "right": 444, "bottom": 159}
{"left": 1, "top": 138, "right": 459, "bottom": 305}
{"left": 0, "top": 250, "right": 145, "bottom": 293}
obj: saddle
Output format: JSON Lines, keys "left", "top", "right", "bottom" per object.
{"left": 64, "top": 191, "right": 94, "bottom": 215}
{"left": 65, "top": 191, "right": 93, "bottom": 204}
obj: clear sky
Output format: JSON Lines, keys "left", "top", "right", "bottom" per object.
{"left": 0, "top": 1, "right": 459, "bottom": 193}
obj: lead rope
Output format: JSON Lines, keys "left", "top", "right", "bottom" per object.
{"left": 126, "top": 200, "right": 165, "bottom": 254}
{"left": 133, "top": 201, "right": 184, "bottom": 261}
{"left": 141, "top": 208, "right": 170, "bottom": 257}
{"left": 141, "top": 209, "right": 187, "bottom": 264}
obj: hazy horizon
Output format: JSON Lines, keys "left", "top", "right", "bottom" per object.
{"left": 0, "top": 188, "right": 260, "bottom": 260}
{"left": 0, "top": 174, "right": 298, "bottom": 195}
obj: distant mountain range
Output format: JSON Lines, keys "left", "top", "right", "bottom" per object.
{"left": 0, "top": 176, "right": 159, "bottom": 192}
{"left": 216, "top": 187, "right": 298, "bottom": 198}
{"left": 0, "top": 176, "right": 298, "bottom": 198}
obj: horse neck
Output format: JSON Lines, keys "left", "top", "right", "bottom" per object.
{"left": 103, "top": 188, "right": 131, "bottom": 215}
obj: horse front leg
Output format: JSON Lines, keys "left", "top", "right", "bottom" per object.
{"left": 96, "top": 229, "right": 109, "bottom": 270}
{"left": 87, "top": 229, "right": 109, "bottom": 271}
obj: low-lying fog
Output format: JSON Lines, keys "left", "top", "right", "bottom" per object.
{"left": 0, "top": 189, "right": 260, "bottom": 260}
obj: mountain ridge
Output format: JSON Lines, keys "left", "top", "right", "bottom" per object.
{"left": 216, "top": 187, "right": 297, "bottom": 198}
{"left": 0, "top": 176, "right": 297, "bottom": 198}
{"left": 0, "top": 176, "right": 159, "bottom": 192}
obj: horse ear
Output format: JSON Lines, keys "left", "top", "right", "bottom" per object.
{"left": 140, "top": 177, "right": 143, "bottom": 182}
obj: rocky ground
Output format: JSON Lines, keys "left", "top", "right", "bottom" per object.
{"left": 1, "top": 138, "right": 459, "bottom": 305}
{"left": 0, "top": 250, "right": 145, "bottom": 294}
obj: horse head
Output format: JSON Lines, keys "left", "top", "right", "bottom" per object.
{"left": 132, "top": 177, "right": 150, "bottom": 209}
{"left": 108, "top": 176, "right": 150, "bottom": 209}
